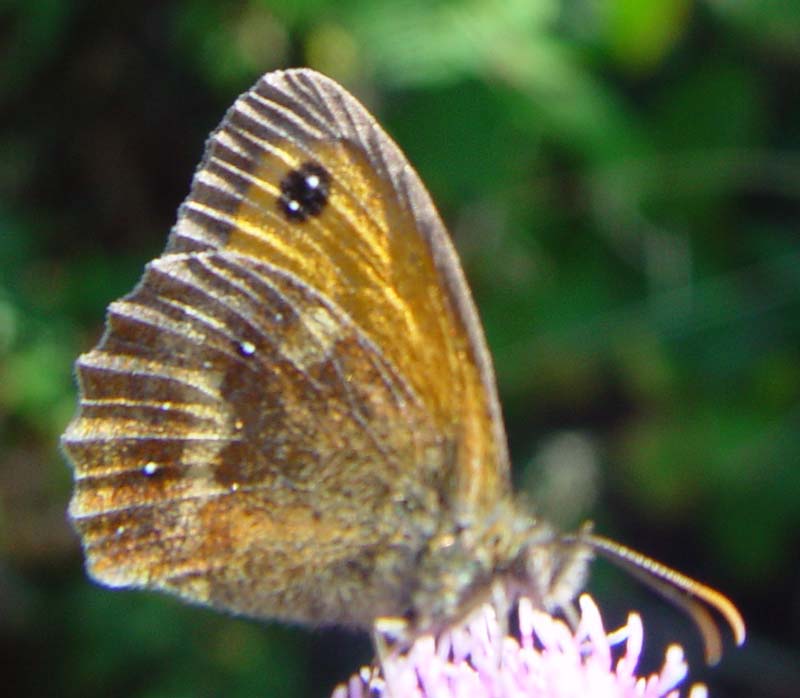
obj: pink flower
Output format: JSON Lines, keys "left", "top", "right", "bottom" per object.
{"left": 332, "top": 595, "right": 708, "bottom": 698}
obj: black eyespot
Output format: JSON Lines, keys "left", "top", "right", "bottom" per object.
{"left": 277, "top": 161, "right": 331, "bottom": 222}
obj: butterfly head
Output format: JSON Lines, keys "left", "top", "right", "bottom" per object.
{"left": 406, "top": 501, "right": 593, "bottom": 636}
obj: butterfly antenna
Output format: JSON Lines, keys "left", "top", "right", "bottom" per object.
{"left": 563, "top": 531, "right": 746, "bottom": 665}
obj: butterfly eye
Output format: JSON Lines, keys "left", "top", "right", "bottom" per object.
{"left": 277, "top": 161, "right": 332, "bottom": 222}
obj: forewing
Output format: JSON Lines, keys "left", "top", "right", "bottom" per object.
{"left": 171, "top": 69, "right": 510, "bottom": 508}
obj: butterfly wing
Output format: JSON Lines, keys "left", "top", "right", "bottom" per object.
{"left": 63, "top": 69, "right": 510, "bottom": 625}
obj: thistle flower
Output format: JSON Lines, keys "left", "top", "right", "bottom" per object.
{"left": 332, "top": 594, "right": 707, "bottom": 698}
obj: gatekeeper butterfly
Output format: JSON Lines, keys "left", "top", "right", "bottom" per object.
{"left": 62, "top": 69, "right": 744, "bottom": 664}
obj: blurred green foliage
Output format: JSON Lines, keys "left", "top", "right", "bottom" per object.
{"left": 1, "top": 1, "right": 798, "bottom": 697}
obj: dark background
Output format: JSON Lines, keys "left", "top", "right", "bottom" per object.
{"left": 1, "top": 1, "right": 798, "bottom": 697}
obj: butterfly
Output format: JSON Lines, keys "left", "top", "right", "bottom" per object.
{"left": 62, "top": 68, "right": 744, "bottom": 663}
